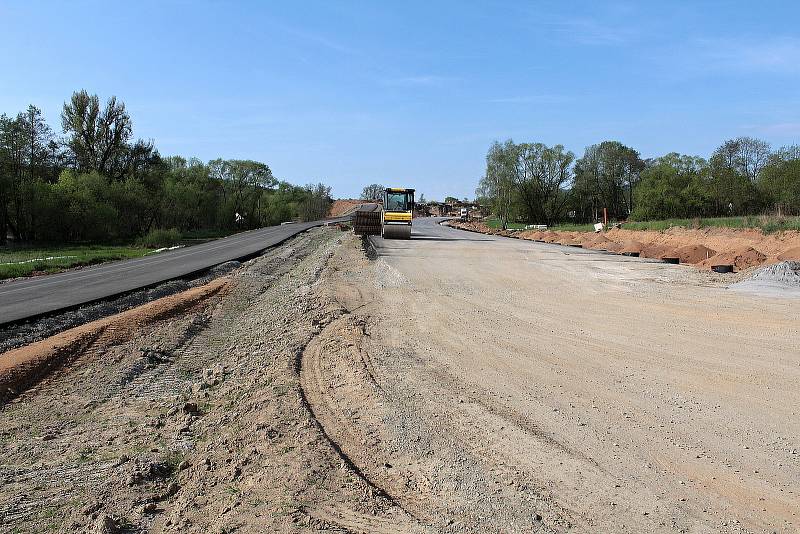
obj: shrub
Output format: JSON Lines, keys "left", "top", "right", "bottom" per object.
{"left": 137, "top": 228, "right": 181, "bottom": 248}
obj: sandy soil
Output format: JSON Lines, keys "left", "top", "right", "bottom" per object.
{"left": 305, "top": 219, "right": 798, "bottom": 533}
{"left": 449, "top": 221, "right": 800, "bottom": 271}
{"left": 0, "top": 229, "right": 418, "bottom": 533}
{"left": 330, "top": 199, "right": 366, "bottom": 217}
{"left": 3, "top": 220, "right": 799, "bottom": 533}
{"left": 0, "top": 278, "right": 229, "bottom": 403}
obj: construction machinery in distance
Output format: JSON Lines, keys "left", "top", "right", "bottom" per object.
{"left": 352, "top": 187, "right": 415, "bottom": 239}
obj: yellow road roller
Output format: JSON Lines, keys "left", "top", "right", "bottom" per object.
{"left": 382, "top": 187, "right": 414, "bottom": 239}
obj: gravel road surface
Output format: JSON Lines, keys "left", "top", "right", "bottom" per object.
{"left": 3, "top": 217, "right": 797, "bottom": 533}
{"left": 330, "top": 217, "right": 799, "bottom": 533}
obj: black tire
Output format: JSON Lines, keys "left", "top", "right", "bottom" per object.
{"left": 711, "top": 264, "right": 734, "bottom": 273}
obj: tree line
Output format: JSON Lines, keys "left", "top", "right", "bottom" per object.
{"left": 477, "top": 137, "right": 800, "bottom": 228}
{"left": 0, "top": 90, "right": 332, "bottom": 245}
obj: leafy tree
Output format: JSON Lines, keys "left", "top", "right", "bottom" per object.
{"left": 572, "top": 141, "right": 644, "bottom": 221}
{"left": 61, "top": 90, "right": 156, "bottom": 180}
{"left": 209, "top": 159, "right": 276, "bottom": 228}
{"left": 713, "top": 137, "right": 771, "bottom": 183}
{"left": 298, "top": 182, "right": 332, "bottom": 221}
{"left": 477, "top": 140, "right": 517, "bottom": 229}
{"left": 632, "top": 154, "right": 712, "bottom": 220}
{"left": 759, "top": 146, "right": 800, "bottom": 215}
{"left": 708, "top": 139, "right": 767, "bottom": 215}
{"left": 361, "top": 183, "right": 384, "bottom": 200}
{"left": 515, "top": 142, "right": 574, "bottom": 225}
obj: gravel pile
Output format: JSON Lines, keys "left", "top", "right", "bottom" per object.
{"left": 729, "top": 261, "right": 800, "bottom": 297}
{"left": 746, "top": 261, "right": 800, "bottom": 286}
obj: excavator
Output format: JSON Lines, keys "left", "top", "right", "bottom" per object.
{"left": 352, "top": 187, "right": 414, "bottom": 239}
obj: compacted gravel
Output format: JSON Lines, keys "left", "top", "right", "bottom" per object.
{"left": 2, "top": 220, "right": 798, "bottom": 533}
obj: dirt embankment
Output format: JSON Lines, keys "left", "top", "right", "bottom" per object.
{"left": 449, "top": 220, "right": 800, "bottom": 271}
{"left": 0, "top": 278, "right": 229, "bottom": 404}
{"left": 0, "top": 229, "right": 416, "bottom": 534}
{"left": 329, "top": 199, "right": 365, "bottom": 217}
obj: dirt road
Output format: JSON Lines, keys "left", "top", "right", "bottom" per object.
{"left": 306, "top": 218, "right": 799, "bottom": 533}
{"left": 2, "top": 220, "right": 798, "bottom": 533}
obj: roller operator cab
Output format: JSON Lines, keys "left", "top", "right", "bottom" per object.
{"left": 382, "top": 188, "right": 414, "bottom": 239}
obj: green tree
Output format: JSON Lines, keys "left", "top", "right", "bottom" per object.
{"left": 708, "top": 139, "right": 767, "bottom": 215}
{"left": 361, "top": 183, "right": 384, "bottom": 200}
{"left": 298, "top": 182, "right": 332, "bottom": 221}
{"left": 515, "top": 142, "right": 574, "bottom": 225}
{"left": 759, "top": 146, "right": 800, "bottom": 215}
{"left": 61, "top": 90, "right": 156, "bottom": 180}
{"left": 632, "top": 153, "right": 712, "bottom": 220}
{"left": 209, "top": 159, "right": 276, "bottom": 228}
{"left": 477, "top": 140, "right": 518, "bottom": 229}
{"left": 572, "top": 141, "right": 644, "bottom": 222}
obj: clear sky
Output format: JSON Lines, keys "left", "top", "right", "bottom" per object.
{"left": 2, "top": 1, "right": 799, "bottom": 200}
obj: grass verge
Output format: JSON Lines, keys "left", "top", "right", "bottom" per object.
{"left": 0, "top": 245, "right": 153, "bottom": 280}
{"left": 484, "top": 215, "right": 800, "bottom": 234}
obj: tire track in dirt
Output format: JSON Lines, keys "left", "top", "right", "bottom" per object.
{"left": 297, "top": 309, "right": 425, "bottom": 533}
{"left": 298, "top": 240, "right": 570, "bottom": 533}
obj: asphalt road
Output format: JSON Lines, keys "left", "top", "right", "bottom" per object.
{"left": 0, "top": 215, "right": 360, "bottom": 325}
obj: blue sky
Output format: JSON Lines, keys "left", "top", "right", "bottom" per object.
{"left": 2, "top": 1, "right": 799, "bottom": 200}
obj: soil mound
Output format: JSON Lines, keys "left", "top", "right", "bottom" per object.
{"left": 580, "top": 233, "right": 611, "bottom": 249}
{"left": 620, "top": 240, "right": 644, "bottom": 254}
{"left": 640, "top": 243, "right": 676, "bottom": 260}
{"left": 556, "top": 232, "right": 580, "bottom": 245}
{"left": 700, "top": 246, "right": 767, "bottom": 270}
{"left": 777, "top": 246, "right": 800, "bottom": 261}
{"left": 329, "top": 199, "right": 363, "bottom": 217}
{"left": 541, "top": 231, "right": 560, "bottom": 243}
{"left": 674, "top": 244, "right": 717, "bottom": 264}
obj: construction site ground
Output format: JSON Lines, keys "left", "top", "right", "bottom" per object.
{"left": 1, "top": 219, "right": 798, "bottom": 533}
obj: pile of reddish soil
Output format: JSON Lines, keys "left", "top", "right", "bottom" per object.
{"left": 699, "top": 247, "right": 767, "bottom": 270}
{"left": 641, "top": 243, "right": 677, "bottom": 260}
{"left": 579, "top": 233, "right": 611, "bottom": 250}
{"left": 675, "top": 244, "right": 717, "bottom": 264}
{"left": 556, "top": 232, "right": 580, "bottom": 246}
{"left": 620, "top": 240, "right": 644, "bottom": 254}
{"left": 541, "top": 231, "right": 561, "bottom": 243}
{"left": 778, "top": 246, "right": 800, "bottom": 260}
{"left": 446, "top": 220, "right": 800, "bottom": 272}
{"left": 329, "top": 199, "right": 364, "bottom": 217}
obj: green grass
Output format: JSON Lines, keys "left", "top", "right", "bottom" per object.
{"left": 549, "top": 223, "right": 596, "bottom": 232}
{"left": 484, "top": 215, "right": 800, "bottom": 234}
{"left": 484, "top": 218, "right": 595, "bottom": 232}
{"left": 623, "top": 215, "right": 800, "bottom": 233}
{"left": 0, "top": 244, "right": 154, "bottom": 280}
{"left": 483, "top": 218, "right": 532, "bottom": 230}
